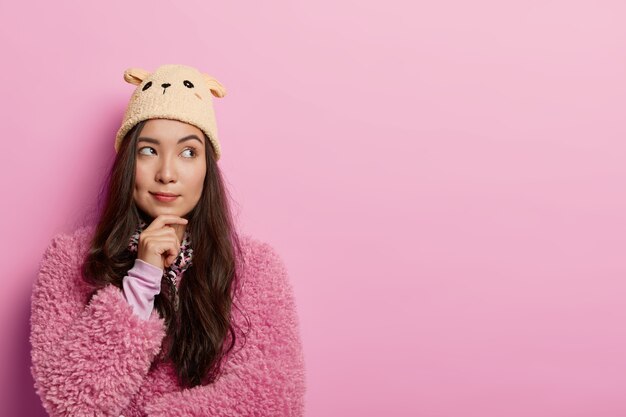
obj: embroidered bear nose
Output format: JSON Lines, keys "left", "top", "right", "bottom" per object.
{"left": 161, "top": 83, "right": 171, "bottom": 88}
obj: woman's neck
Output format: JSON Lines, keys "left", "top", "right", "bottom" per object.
{"left": 173, "top": 223, "right": 186, "bottom": 245}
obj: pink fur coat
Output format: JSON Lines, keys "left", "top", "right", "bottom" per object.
{"left": 30, "top": 225, "right": 306, "bottom": 416}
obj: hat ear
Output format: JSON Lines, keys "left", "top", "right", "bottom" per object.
{"left": 123, "top": 68, "right": 151, "bottom": 85}
{"left": 202, "top": 73, "right": 226, "bottom": 98}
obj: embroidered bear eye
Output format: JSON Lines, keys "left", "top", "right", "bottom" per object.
{"left": 142, "top": 81, "right": 153, "bottom": 91}
{"left": 183, "top": 80, "right": 194, "bottom": 88}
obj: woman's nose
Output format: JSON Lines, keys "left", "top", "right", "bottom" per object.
{"left": 156, "top": 159, "right": 176, "bottom": 183}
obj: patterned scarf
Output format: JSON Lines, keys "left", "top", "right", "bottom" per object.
{"left": 127, "top": 221, "right": 193, "bottom": 310}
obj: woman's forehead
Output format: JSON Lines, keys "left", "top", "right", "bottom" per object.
{"left": 139, "top": 119, "right": 205, "bottom": 144}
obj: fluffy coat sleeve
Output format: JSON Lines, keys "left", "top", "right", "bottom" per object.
{"left": 30, "top": 228, "right": 167, "bottom": 416}
{"left": 143, "top": 238, "right": 307, "bottom": 417}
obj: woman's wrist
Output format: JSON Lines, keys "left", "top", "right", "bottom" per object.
{"left": 122, "top": 259, "right": 164, "bottom": 320}
{"left": 134, "top": 258, "right": 164, "bottom": 275}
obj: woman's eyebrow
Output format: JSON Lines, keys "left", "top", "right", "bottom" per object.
{"left": 137, "top": 135, "right": 204, "bottom": 145}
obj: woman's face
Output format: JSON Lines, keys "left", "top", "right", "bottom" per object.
{"left": 133, "top": 118, "right": 207, "bottom": 219}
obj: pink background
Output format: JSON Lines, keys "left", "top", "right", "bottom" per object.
{"left": 2, "top": 1, "right": 626, "bottom": 415}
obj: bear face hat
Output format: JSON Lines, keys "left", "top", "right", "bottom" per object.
{"left": 115, "top": 64, "right": 226, "bottom": 160}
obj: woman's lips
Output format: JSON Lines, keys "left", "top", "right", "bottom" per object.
{"left": 150, "top": 192, "right": 179, "bottom": 202}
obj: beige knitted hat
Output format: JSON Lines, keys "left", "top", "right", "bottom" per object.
{"left": 115, "top": 64, "right": 226, "bottom": 160}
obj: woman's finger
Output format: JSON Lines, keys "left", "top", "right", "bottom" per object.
{"left": 141, "top": 227, "right": 180, "bottom": 244}
{"left": 140, "top": 228, "right": 179, "bottom": 243}
{"left": 138, "top": 236, "right": 180, "bottom": 266}
{"left": 144, "top": 215, "right": 188, "bottom": 232}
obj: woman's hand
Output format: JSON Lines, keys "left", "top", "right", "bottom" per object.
{"left": 137, "top": 215, "right": 188, "bottom": 270}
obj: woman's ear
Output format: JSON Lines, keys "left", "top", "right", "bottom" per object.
{"left": 202, "top": 73, "right": 226, "bottom": 98}
{"left": 123, "top": 68, "right": 151, "bottom": 85}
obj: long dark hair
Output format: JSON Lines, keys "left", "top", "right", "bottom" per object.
{"left": 82, "top": 119, "right": 247, "bottom": 387}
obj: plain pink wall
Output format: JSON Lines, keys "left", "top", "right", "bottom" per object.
{"left": 2, "top": 1, "right": 626, "bottom": 415}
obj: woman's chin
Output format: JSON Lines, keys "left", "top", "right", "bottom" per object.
{"left": 135, "top": 202, "right": 191, "bottom": 221}
{"left": 154, "top": 209, "right": 182, "bottom": 218}
{"left": 140, "top": 207, "right": 182, "bottom": 220}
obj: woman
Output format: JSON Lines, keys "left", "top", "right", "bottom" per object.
{"left": 30, "top": 64, "right": 306, "bottom": 417}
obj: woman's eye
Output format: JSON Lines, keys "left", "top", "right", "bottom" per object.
{"left": 138, "top": 147, "right": 156, "bottom": 155}
{"left": 181, "top": 148, "right": 196, "bottom": 158}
